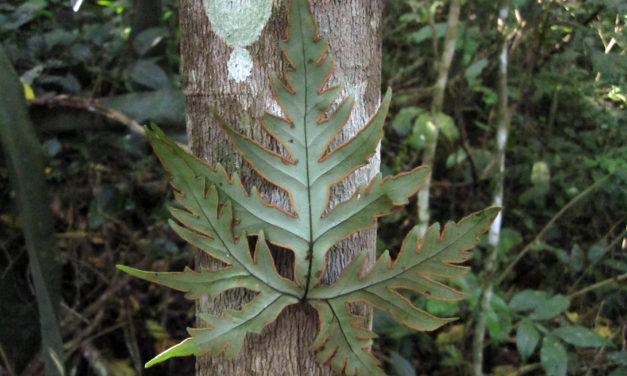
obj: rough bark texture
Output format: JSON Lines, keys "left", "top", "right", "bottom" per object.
{"left": 178, "top": 0, "right": 383, "bottom": 374}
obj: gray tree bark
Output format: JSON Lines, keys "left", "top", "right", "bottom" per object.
{"left": 177, "top": 0, "right": 384, "bottom": 374}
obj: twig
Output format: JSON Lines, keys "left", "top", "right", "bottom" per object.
{"left": 417, "top": 0, "right": 462, "bottom": 236}
{"left": 28, "top": 95, "right": 145, "bottom": 136}
{"left": 0, "top": 343, "right": 17, "bottom": 376}
{"left": 123, "top": 301, "right": 143, "bottom": 374}
{"left": 568, "top": 272, "right": 627, "bottom": 299}
{"left": 68, "top": 321, "right": 127, "bottom": 356}
{"left": 428, "top": 0, "right": 440, "bottom": 66}
{"left": 496, "top": 173, "right": 614, "bottom": 285}
{"left": 28, "top": 95, "right": 190, "bottom": 151}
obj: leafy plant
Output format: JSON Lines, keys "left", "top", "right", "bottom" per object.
{"left": 510, "top": 290, "right": 613, "bottom": 376}
{"left": 117, "top": 0, "right": 498, "bottom": 374}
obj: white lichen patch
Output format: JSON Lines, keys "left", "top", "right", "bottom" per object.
{"left": 228, "top": 48, "right": 254, "bottom": 82}
{"left": 204, "top": 0, "right": 273, "bottom": 48}
{"left": 204, "top": 0, "right": 273, "bottom": 82}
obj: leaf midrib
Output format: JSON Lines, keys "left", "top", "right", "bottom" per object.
{"left": 300, "top": 0, "right": 315, "bottom": 300}
{"left": 327, "top": 301, "right": 374, "bottom": 370}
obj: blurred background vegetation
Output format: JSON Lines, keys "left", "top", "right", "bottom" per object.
{"left": 0, "top": 0, "right": 625, "bottom": 375}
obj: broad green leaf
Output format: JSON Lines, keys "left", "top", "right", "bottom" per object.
{"left": 465, "top": 58, "right": 488, "bottom": 86}
{"left": 426, "top": 299, "right": 459, "bottom": 317}
{"left": 487, "top": 294, "right": 512, "bottom": 342}
{"left": 372, "top": 311, "right": 414, "bottom": 339}
{"left": 517, "top": 319, "right": 540, "bottom": 362}
{"left": 588, "top": 240, "right": 609, "bottom": 263}
{"left": 528, "top": 295, "right": 569, "bottom": 321}
{"left": 446, "top": 149, "right": 467, "bottom": 169}
{"left": 498, "top": 227, "right": 523, "bottom": 255}
{"left": 486, "top": 308, "right": 504, "bottom": 341}
{"left": 39, "top": 73, "right": 81, "bottom": 93}
{"left": 391, "top": 106, "right": 423, "bottom": 136}
{"left": 390, "top": 351, "right": 416, "bottom": 376}
{"left": 509, "top": 289, "right": 547, "bottom": 312}
{"left": 406, "top": 113, "right": 437, "bottom": 150}
{"left": 540, "top": 335, "right": 567, "bottom": 376}
{"left": 118, "top": 0, "right": 499, "bottom": 374}
{"left": 410, "top": 22, "right": 448, "bottom": 44}
{"left": 569, "top": 244, "right": 584, "bottom": 272}
{"left": 128, "top": 59, "right": 170, "bottom": 89}
{"left": 608, "top": 351, "right": 627, "bottom": 366}
{"left": 431, "top": 112, "right": 458, "bottom": 142}
{"left": 132, "top": 27, "right": 166, "bottom": 56}
{"left": 552, "top": 325, "right": 612, "bottom": 348}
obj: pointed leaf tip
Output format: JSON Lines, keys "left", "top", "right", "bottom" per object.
{"left": 116, "top": 264, "right": 130, "bottom": 272}
{"left": 145, "top": 338, "right": 196, "bottom": 368}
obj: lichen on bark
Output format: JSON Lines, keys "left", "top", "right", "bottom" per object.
{"left": 203, "top": 0, "right": 274, "bottom": 82}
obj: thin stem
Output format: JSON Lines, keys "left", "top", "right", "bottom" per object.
{"left": 472, "top": 2, "right": 510, "bottom": 374}
{"left": 568, "top": 272, "right": 627, "bottom": 299}
{"left": 417, "top": 0, "right": 462, "bottom": 236}
{"left": 428, "top": 1, "right": 440, "bottom": 67}
{"left": 0, "top": 343, "right": 16, "bottom": 376}
{"left": 28, "top": 95, "right": 145, "bottom": 136}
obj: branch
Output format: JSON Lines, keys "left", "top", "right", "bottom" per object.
{"left": 568, "top": 273, "right": 627, "bottom": 300}
{"left": 28, "top": 95, "right": 145, "bottom": 136}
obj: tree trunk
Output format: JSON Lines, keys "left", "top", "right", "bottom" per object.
{"left": 472, "top": 1, "right": 510, "bottom": 375}
{"left": 416, "top": 0, "right": 461, "bottom": 236}
{"left": 177, "top": 0, "right": 384, "bottom": 374}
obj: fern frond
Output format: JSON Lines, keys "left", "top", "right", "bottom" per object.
{"left": 118, "top": 0, "right": 500, "bottom": 374}
{"left": 307, "top": 208, "right": 499, "bottom": 374}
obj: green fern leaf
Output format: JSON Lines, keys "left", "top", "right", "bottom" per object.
{"left": 308, "top": 208, "right": 500, "bottom": 374}
{"left": 213, "top": 0, "right": 429, "bottom": 288}
{"left": 118, "top": 184, "right": 300, "bottom": 365}
{"left": 117, "top": 0, "right": 499, "bottom": 374}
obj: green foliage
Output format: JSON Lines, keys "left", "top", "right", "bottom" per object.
{"left": 552, "top": 326, "right": 612, "bottom": 348}
{"left": 0, "top": 0, "right": 180, "bottom": 97}
{"left": 118, "top": 0, "right": 497, "bottom": 374}
{"left": 508, "top": 289, "right": 615, "bottom": 374}
{"left": 380, "top": 1, "right": 625, "bottom": 374}
{"left": 516, "top": 319, "right": 540, "bottom": 362}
